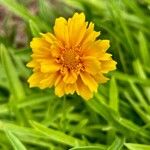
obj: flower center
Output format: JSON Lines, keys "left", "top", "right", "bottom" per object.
{"left": 57, "top": 46, "right": 83, "bottom": 70}
{"left": 62, "top": 48, "right": 79, "bottom": 69}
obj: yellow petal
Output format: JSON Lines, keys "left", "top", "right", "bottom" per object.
{"left": 65, "top": 84, "right": 76, "bottom": 94}
{"left": 94, "top": 73, "right": 109, "bottom": 83}
{"left": 27, "top": 72, "right": 42, "bottom": 88}
{"left": 40, "top": 59, "right": 60, "bottom": 73}
{"left": 68, "top": 12, "right": 87, "bottom": 46}
{"left": 41, "top": 33, "right": 61, "bottom": 57}
{"left": 82, "top": 40, "right": 110, "bottom": 58}
{"left": 41, "top": 32, "right": 57, "bottom": 44}
{"left": 50, "top": 44, "right": 60, "bottom": 57}
{"left": 63, "top": 70, "right": 77, "bottom": 84}
{"left": 40, "top": 73, "right": 58, "bottom": 89}
{"left": 54, "top": 74, "right": 62, "bottom": 86}
{"left": 26, "top": 60, "right": 38, "bottom": 68}
{"left": 81, "top": 22, "right": 100, "bottom": 45}
{"left": 30, "top": 37, "right": 50, "bottom": 53}
{"left": 82, "top": 56, "right": 100, "bottom": 75}
{"left": 55, "top": 80, "right": 65, "bottom": 97}
{"left": 80, "top": 72, "right": 98, "bottom": 92}
{"left": 101, "top": 60, "right": 117, "bottom": 73}
{"left": 99, "top": 53, "right": 112, "bottom": 60}
{"left": 97, "top": 40, "right": 110, "bottom": 52}
{"left": 76, "top": 77, "right": 93, "bottom": 100}
{"left": 54, "top": 17, "right": 69, "bottom": 46}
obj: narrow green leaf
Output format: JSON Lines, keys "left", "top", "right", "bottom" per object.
{"left": 0, "top": 0, "right": 33, "bottom": 21}
{"left": 5, "top": 130, "right": 26, "bottom": 150}
{"left": 63, "top": 0, "right": 85, "bottom": 10}
{"left": 123, "top": 0, "right": 149, "bottom": 24}
{"left": 132, "top": 59, "right": 146, "bottom": 79}
{"left": 69, "top": 146, "right": 106, "bottom": 150}
{"left": 29, "top": 20, "right": 40, "bottom": 37}
{"left": 138, "top": 32, "right": 149, "bottom": 65}
{"left": 87, "top": 96, "right": 114, "bottom": 123}
{"left": 88, "top": 96, "right": 150, "bottom": 140}
{"left": 30, "top": 121, "right": 85, "bottom": 147}
{"left": 111, "top": 71, "right": 150, "bottom": 86}
{"left": 0, "top": 121, "right": 54, "bottom": 148}
{"left": 119, "top": 118, "right": 150, "bottom": 140}
{"left": 129, "top": 82, "right": 149, "bottom": 113}
{"left": 109, "top": 77, "right": 119, "bottom": 111}
{"left": 125, "top": 143, "right": 150, "bottom": 150}
{"left": 132, "top": 59, "right": 150, "bottom": 102}
{"left": 107, "top": 137, "right": 124, "bottom": 150}
{"left": 124, "top": 92, "right": 150, "bottom": 123}
{"left": 0, "top": 93, "right": 55, "bottom": 114}
{"left": 0, "top": 44, "right": 25, "bottom": 100}
{"left": 108, "top": 0, "right": 135, "bottom": 58}
{"left": 87, "top": 96, "right": 131, "bottom": 135}
{"left": 38, "top": 0, "right": 54, "bottom": 28}
{"left": 0, "top": 0, "right": 49, "bottom": 31}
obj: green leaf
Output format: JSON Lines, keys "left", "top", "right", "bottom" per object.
{"left": 0, "top": 44, "right": 25, "bottom": 100}
{"left": 111, "top": 71, "right": 150, "bottom": 86}
{"left": 0, "top": 93, "right": 55, "bottom": 114}
{"left": 0, "top": 0, "right": 49, "bottom": 31}
{"left": 124, "top": 92, "right": 150, "bottom": 123}
{"left": 108, "top": 0, "right": 135, "bottom": 58}
{"left": 5, "top": 130, "right": 27, "bottom": 150}
{"left": 138, "top": 32, "right": 149, "bottom": 66}
{"left": 125, "top": 143, "right": 150, "bottom": 150}
{"left": 38, "top": 0, "right": 55, "bottom": 28}
{"left": 29, "top": 20, "right": 40, "bottom": 37}
{"left": 30, "top": 121, "right": 85, "bottom": 147}
{"left": 69, "top": 146, "right": 106, "bottom": 150}
{"left": 109, "top": 77, "right": 119, "bottom": 111}
{"left": 119, "top": 118, "right": 150, "bottom": 140}
{"left": 129, "top": 82, "right": 149, "bottom": 113}
{"left": 107, "top": 137, "right": 124, "bottom": 150}
{"left": 0, "top": 121, "right": 53, "bottom": 148}
{"left": 87, "top": 96, "right": 115, "bottom": 122}
{"left": 132, "top": 59, "right": 146, "bottom": 79}
{"left": 87, "top": 96, "right": 150, "bottom": 140}
{"left": 87, "top": 96, "right": 131, "bottom": 135}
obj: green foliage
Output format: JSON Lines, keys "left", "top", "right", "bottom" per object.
{"left": 30, "top": 121, "right": 85, "bottom": 146}
{"left": 125, "top": 143, "right": 150, "bottom": 150}
{"left": 0, "top": 44, "right": 25, "bottom": 100}
{"left": 0, "top": 0, "right": 150, "bottom": 149}
{"left": 69, "top": 146, "right": 106, "bottom": 150}
{"left": 107, "top": 137, "right": 124, "bottom": 150}
{"left": 5, "top": 130, "right": 27, "bottom": 150}
{"left": 29, "top": 20, "right": 40, "bottom": 37}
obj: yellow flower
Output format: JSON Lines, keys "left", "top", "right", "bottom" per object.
{"left": 27, "top": 12, "right": 117, "bottom": 100}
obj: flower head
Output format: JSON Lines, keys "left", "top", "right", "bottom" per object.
{"left": 27, "top": 12, "right": 117, "bottom": 100}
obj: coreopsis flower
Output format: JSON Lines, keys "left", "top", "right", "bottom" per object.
{"left": 27, "top": 12, "right": 116, "bottom": 100}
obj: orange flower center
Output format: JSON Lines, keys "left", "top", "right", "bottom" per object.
{"left": 59, "top": 46, "right": 83, "bottom": 70}
{"left": 63, "top": 49, "right": 78, "bottom": 66}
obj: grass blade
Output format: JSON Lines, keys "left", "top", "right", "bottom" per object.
{"left": 87, "top": 96, "right": 131, "bottom": 135}
{"left": 0, "top": 0, "right": 49, "bottom": 31}
{"left": 107, "top": 137, "right": 124, "bottom": 150}
{"left": 0, "top": 44, "right": 25, "bottom": 100}
{"left": 29, "top": 20, "right": 40, "bottom": 37}
{"left": 5, "top": 130, "right": 27, "bottom": 150}
{"left": 30, "top": 121, "right": 85, "bottom": 147}
{"left": 69, "top": 146, "right": 106, "bottom": 150}
{"left": 138, "top": 32, "right": 149, "bottom": 65}
{"left": 109, "top": 77, "right": 119, "bottom": 111}
{"left": 124, "top": 92, "right": 150, "bottom": 123}
{"left": 125, "top": 143, "right": 150, "bottom": 150}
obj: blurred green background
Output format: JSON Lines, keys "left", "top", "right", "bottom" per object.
{"left": 0, "top": 0, "right": 150, "bottom": 150}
